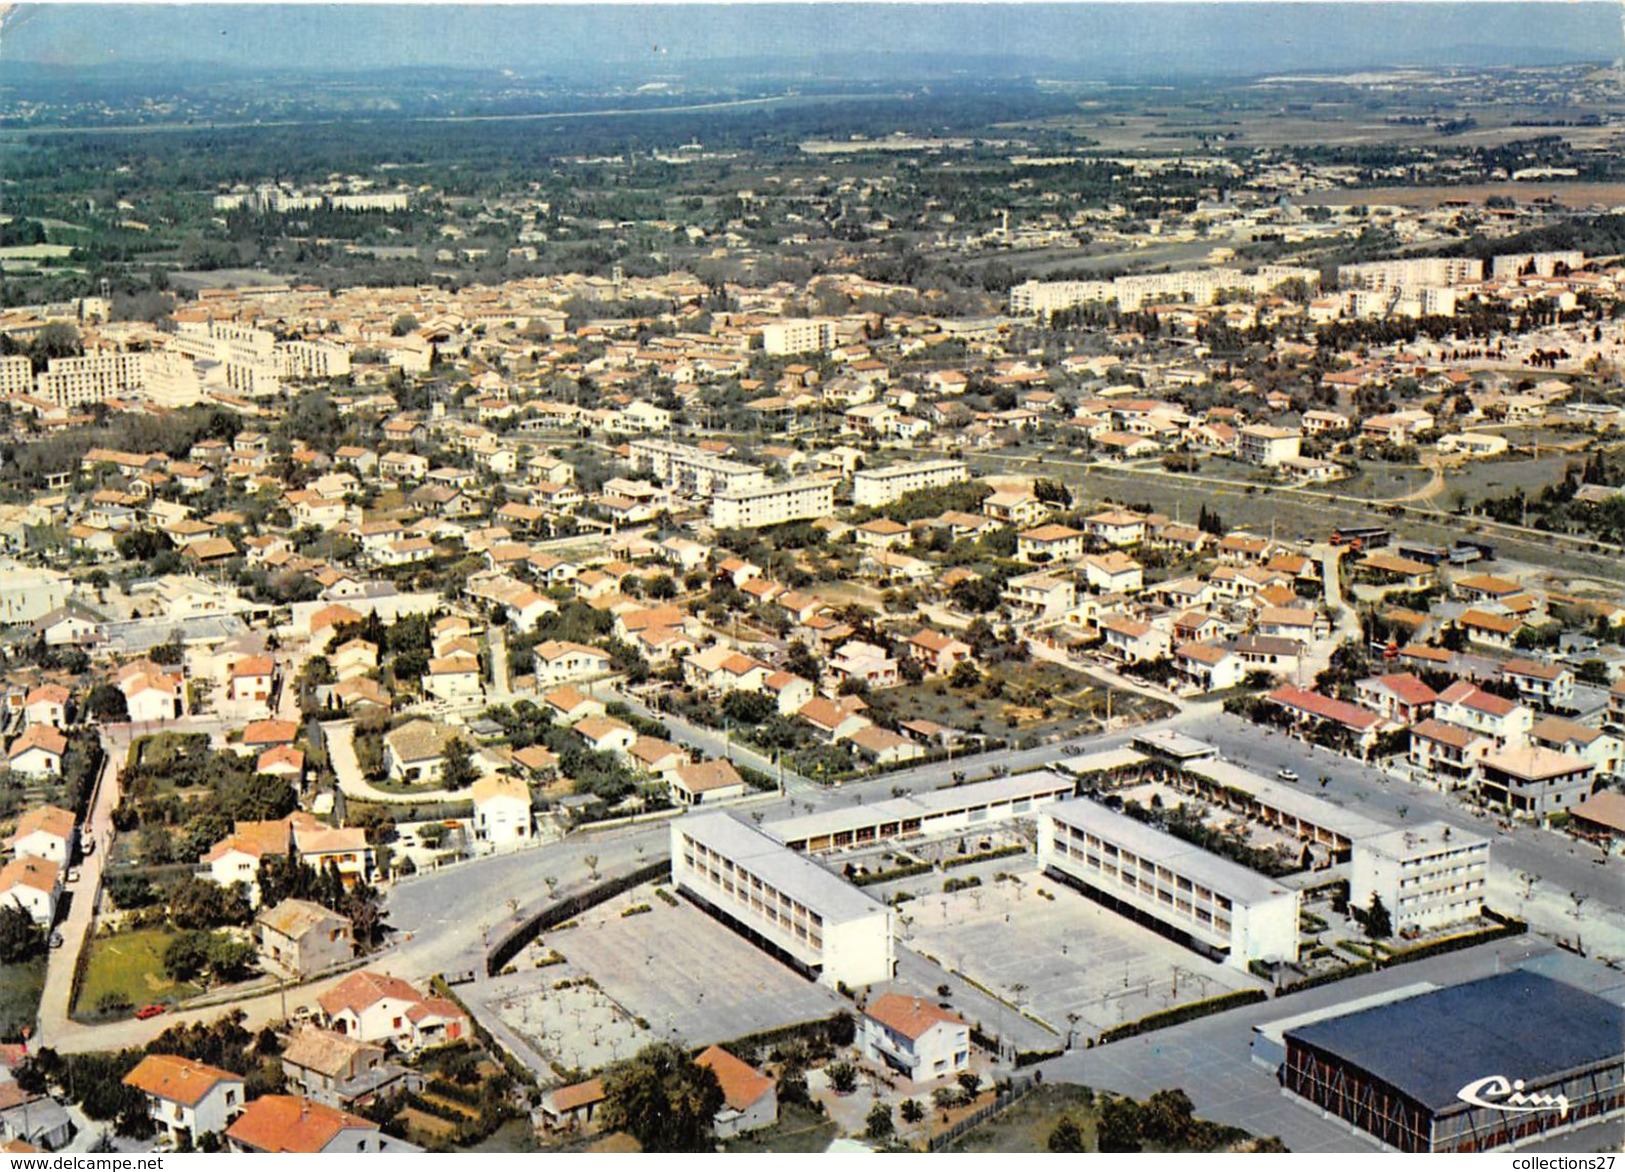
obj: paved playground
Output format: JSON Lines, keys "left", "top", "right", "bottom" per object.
{"left": 484, "top": 882, "right": 845, "bottom": 1070}
{"left": 905, "top": 866, "right": 1263, "bottom": 1040}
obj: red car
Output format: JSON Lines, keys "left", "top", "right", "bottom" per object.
{"left": 134, "top": 1004, "right": 167, "bottom": 1020}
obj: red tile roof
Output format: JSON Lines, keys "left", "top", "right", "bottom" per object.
{"left": 865, "top": 992, "right": 966, "bottom": 1041}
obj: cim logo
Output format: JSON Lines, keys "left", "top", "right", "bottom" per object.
{"left": 1456, "top": 1076, "right": 1570, "bottom": 1119}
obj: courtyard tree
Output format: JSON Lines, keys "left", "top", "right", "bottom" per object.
{"left": 599, "top": 1041, "right": 723, "bottom": 1152}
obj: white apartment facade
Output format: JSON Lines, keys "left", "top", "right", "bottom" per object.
{"left": 1039, "top": 799, "right": 1299, "bottom": 968}
{"left": 851, "top": 460, "right": 969, "bottom": 507}
{"left": 1349, "top": 822, "right": 1490, "bottom": 933}
{"left": 671, "top": 812, "right": 895, "bottom": 988}
{"left": 711, "top": 477, "right": 835, "bottom": 529}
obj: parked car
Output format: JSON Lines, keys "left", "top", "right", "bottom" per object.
{"left": 66, "top": 869, "right": 80, "bottom": 884}
{"left": 134, "top": 1004, "right": 167, "bottom": 1020}
{"left": 1276, "top": 768, "right": 1300, "bottom": 783}
{"left": 48, "top": 931, "right": 63, "bottom": 949}
{"left": 81, "top": 838, "right": 95, "bottom": 856}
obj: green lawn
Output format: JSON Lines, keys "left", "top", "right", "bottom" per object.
{"left": 720, "top": 1101, "right": 840, "bottom": 1153}
{"left": 0, "top": 956, "right": 46, "bottom": 1041}
{"left": 72, "top": 926, "right": 202, "bottom": 1021}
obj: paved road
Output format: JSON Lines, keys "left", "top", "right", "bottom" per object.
{"left": 1036, "top": 934, "right": 1593, "bottom": 1153}
{"left": 1187, "top": 711, "right": 1624, "bottom": 947}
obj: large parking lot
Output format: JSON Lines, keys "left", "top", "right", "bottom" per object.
{"left": 905, "top": 865, "right": 1264, "bottom": 1040}
{"left": 482, "top": 882, "right": 845, "bottom": 1069}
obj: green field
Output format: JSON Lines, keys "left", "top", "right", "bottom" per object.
{"left": 72, "top": 926, "right": 202, "bottom": 1021}
{"left": 0, "top": 956, "right": 46, "bottom": 1041}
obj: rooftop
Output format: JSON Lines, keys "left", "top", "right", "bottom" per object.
{"left": 1284, "top": 972, "right": 1625, "bottom": 1113}
{"left": 676, "top": 812, "right": 889, "bottom": 924}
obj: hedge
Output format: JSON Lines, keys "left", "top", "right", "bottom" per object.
{"left": 1277, "top": 960, "right": 1376, "bottom": 996}
{"left": 486, "top": 859, "right": 670, "bottom": 974}
{"left": 852, "top": 861, "right": 934, "bottom": 887}
{"left": 1098, "top": 988, "right": 1268, "bottom": 1044}
{"left": 943, "top": 844, "right": 1028, "bottom": 870}
{"left": 1381, "top": 915, "right": 1526, "bottom": 967}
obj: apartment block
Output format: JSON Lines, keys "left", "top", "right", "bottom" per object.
{"left": 851, "top": 460, "right": 969, "bottom": 507}
{"left": 1350, "top": 821, "right": 1489, "bottom": 932}
{"left": 1039, "top": 799, "right": 1299, "bottom": 968}
{"left": 710, "top": 476, "right": 835, "bottom": 529}
{"left": 671, "top": 812, "right": 895, "bottom": 988}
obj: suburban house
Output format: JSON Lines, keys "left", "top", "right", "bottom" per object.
{"left": 122, "top": 1055, "right": 246, "bottom": 1146}
{"left": 255, "top": 898, "right": 354, "bottom": 979}
{"left": 7, "top": 726, "right": 66, "bottom": 777}
{"left": 382, "top": 720, "right": 460, "bottom": 786}
{"left": 694, "top": 1047, "right": 778, "bottom": 1138}
{"left": 1355, "top": 673, "right": 1438, "bottom": 725}
{"left": 225, "top": 1096, "right": 388, "bottom": 1154}
{"left": 861, "top": 993, "right": 971, "bottom": 1082}
{"left": 470, "top": 775, "right": 533, "bottom": 848}
{"left": 0, "top": 856, "right": 60, "bottom": 925}
{"left": 279, "top": 1028, "right": 417, "bottom": 1109}
{"left": 318, "top": 971, "right": 469, "bottom": 1052}
{"left": 4, "top": 804, "right": 75, "bottom": 864}
{"left": 668, "top": 759, "right": 749, "bottom": 806}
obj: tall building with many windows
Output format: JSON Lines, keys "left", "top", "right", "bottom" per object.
{"left": 710, "top": 477, "right": 836, "bottom": 529}
{"left": 671, "top": 812, "right": 895, "bottom": 988}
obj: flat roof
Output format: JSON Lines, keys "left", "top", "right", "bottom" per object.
{"left": 764, "top": 798, "right": 923, "bottom": 845}
{"left": 1255, "top": 983, "right": 1439, "bottom": 1046}
{"left": 1284, "top": 972, "right": 1625, "bottom": 1113}
{"left": 763, "top": 772, "right": 1075, "bottom": 844}
{"left": 1045, "top": 798, "right": 1294, "bottom": 905}
{"left": 1184, "top": 757, "right": 1389, "bottom": 842}
{"left": 676, "top": 812, "right": 888, "bottom": 924}
{"left": 1357, "top": 820, "right": 1490, "bottom": 861}
{"left": 1133, "top": 729, "right": 1219, "bottom": 761}
{"left": 1059, "top": 748, "right": 1148, "bottom": 775}
{"left": 910, "top": 770, "right": 1075, "bottom": 814}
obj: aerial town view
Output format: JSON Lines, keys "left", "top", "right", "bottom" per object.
{"left": 0, "top": 1, "right": 1622, "bottom": 1158}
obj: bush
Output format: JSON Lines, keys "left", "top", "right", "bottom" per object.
{"left": 1098, "top": 989, "right": 1268, "bottom": 1044}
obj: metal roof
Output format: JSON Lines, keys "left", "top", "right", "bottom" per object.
{"left": 1284, "top": 972, "right": 1625, "bottom": 1113}
{"left": 675, "top": 812, "right": 889, "bottom": 924}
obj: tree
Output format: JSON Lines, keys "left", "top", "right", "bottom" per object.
{"left": 1363, "top": 892, "right": 1392, "bottom": 940}
{"left": 440, "top": 737, "right": 478, "bottom": 791}
{"left": 1047, "top": 1115, "right": 1086, "bottom": 1153}
{"left": 784, "top": 640, "right": 822, "bottom": 683}
{"left": 163, "top": 930, "right": 212, "bottom": 983}
{"left": 84, "top": 684, "right": 129, "bottom": 723}
{"left": 950, "top": 576, "right": 1003, "bottom": 615}
{"left": 0, "top": 904, "right": 42, "bottom": 963}
{"left": 598, "top": 1042, "right": 724, "bottom": 1152}
{"left": 29, "top": 322, "right": 83, "bottom": 373}
{"left": 1141, "top": 1088, "right": 1196, "bottom": 1146}
{"left": 826, "top": 1060, "right": 859, "bottom": 1093}
{"left": 950, "top": 659, "right": 982, "bottom": 689}
{"left": 826, "top": 1010, "right": 856, "bottom": 1047}
{"left": 721, "top": 690, "right": 775, "bottom": 725}
{"left": 957, "top": 1071, "right": 982, "bottom": 1098}
{"left": 1097, "top": 1095, "right": 1143, "bottom": 1153}
{"left": 865, "top": 1102, "right": 894, "bottom": 1140}
{"left": 900, "top": 1099, "right": 926, "bottom": 1125}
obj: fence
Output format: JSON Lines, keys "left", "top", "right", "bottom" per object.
{"left": 486, "top": 859, "right": 672, "bottom": 975}
{"left": 927, "top": 1075, "right": 1038, "bottom": 1152}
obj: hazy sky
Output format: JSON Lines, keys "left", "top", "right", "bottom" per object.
{"left": 4, "top": 3, "right": 1619, "bottom": 77}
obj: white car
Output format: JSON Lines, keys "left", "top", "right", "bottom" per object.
{"left": 1276, "top": 768, "right": 1300, "bottom": 783}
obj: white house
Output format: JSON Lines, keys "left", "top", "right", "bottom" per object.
{"left": 4, "top": 804, "right": 75, "bottom": 865}
{"left": 6, "top": 726, "right": 65, "bottom": 777}
{"left": 123, "top": 1055, "right": 246, "bottom": 1146}
{"left": 318, "top": 970, "right": 469, "bottom": 1052}
{"left": 0, "top": 855, "right": 60, "bottom": 925}
{"left": 470, "top": 775, "right": 533, "bottom": 849}
{"left": 861, "top": 993, "right": 971, "bottom": 1082}
{"left": 532, "top": 641, "right": 612, "bottom": 686}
